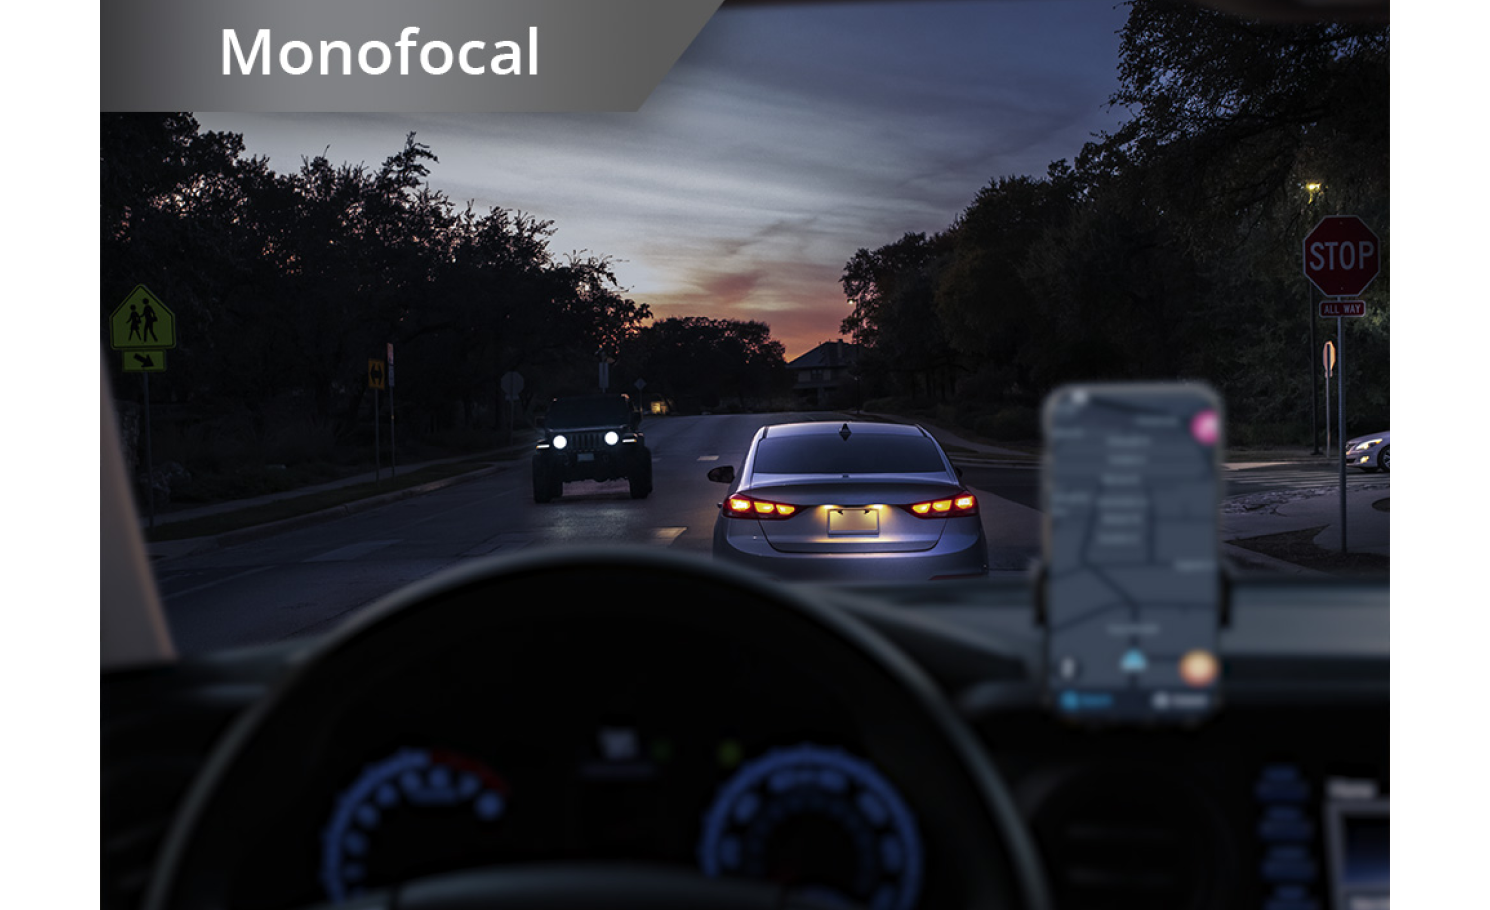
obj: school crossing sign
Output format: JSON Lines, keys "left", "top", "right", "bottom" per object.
{"left": 110, "top": 285, "right": 176, "bottom": 351}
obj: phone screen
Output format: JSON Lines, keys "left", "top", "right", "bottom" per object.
{"left": 1042, "top": 383, "right": 1223, "bottom": 723}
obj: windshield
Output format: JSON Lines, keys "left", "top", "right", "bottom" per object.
{"left": 99, "top": 0, "right": 1389, "bottom": 658}
{"left": 752, "top": 434, "right": 948, "bottom": 476}
{"left": 545, "top": 398, "right": 633, "bottom": 429}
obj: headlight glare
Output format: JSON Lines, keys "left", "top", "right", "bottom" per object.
{"left": 553, "top": 435, "right": 568, "bottom": 450}
{"left": 605, "top": 431, "right": 620, "bottom": 446}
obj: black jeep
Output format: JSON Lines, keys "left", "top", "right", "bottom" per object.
{"left": 532, "top": 394, "right": 653, "bottom": 502}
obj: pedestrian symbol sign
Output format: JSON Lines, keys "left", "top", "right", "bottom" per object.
{"left": 110, "top": 285, "right": 176, "bottom": 350}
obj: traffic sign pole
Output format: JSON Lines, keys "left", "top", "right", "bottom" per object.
{"left": 1310, "top": 284, "right": 1319, "bottom": 455}
{"left": 143, "top": 373, "right": 155, "bottom": 530}
{"left": 1323, "top": 343, "right": 1331, "bottom": 456}
{"left": 1323, "top": 340, "right": 1335, "bottom": 454}
{"left": 1302, "top": 216, "right": 1378, "bottom": 556}
{"left": 387, "top": 344, "right": 396, "bottom": 478}
{"left": 1341, "top": 317, "right": 1351, "bottom": 551}
{"left": 500, "top": 371, "right": 525, "bottom": 446}
{"left": 374, "top": 386, "right": 382, "bottom": 484}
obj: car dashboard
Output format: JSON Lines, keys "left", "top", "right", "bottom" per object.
{"left": 101, "top": 553, "right": 1388, "bottom": 910}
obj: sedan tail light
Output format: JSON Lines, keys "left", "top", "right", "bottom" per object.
{"left": 723, "top": 493, "right": 799, "bottom": 519}
{"left": 901, "top": 492, "right": 978, "bottom": 518}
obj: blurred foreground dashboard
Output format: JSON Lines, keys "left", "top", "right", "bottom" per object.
{"left": 102, "top": 573, "right": 1387, "bottom": 910}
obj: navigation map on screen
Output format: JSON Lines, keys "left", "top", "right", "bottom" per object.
{"left": 1043, "top": 384, "right": 1223, "bottom": 723}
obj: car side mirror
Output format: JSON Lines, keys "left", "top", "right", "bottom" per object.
{"left": 707, "top": 465, "right": 735, "bottom": 484}
{"left": 630, "top": 412, "right": 641, "bottom": 431}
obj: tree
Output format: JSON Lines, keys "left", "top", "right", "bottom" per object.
{"left": 841, "top": 233, "right": 958, "bottom": 400}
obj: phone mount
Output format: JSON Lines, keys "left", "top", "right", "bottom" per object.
{"left": 1030, "top": 560, "right": 1234, "bottom": 630}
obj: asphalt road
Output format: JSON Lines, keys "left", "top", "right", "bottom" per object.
{"left": 160, "top": 413, "right": 840, "bottom": 653}
{"left": 156, "top": 414, "right": 1386, "bottom": 654}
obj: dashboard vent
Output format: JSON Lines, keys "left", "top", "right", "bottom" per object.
{"left": 1028, "top": 766, "right": 1235, "bottom": 910}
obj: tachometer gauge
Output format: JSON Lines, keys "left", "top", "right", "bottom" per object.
{"left": 321, "top": 748, "right": 509, "bottom": 903}
{"left": 699, "top": 744, "right": 924, "bottom": 910}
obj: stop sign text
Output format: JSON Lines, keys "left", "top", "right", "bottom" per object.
{"left": 1303, "top": 216, "right": 1381, "bottom": 297}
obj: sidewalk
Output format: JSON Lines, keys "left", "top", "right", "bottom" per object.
{"left": 142, "top": 436, "right": 538, "bottom": 561}
{"left": 1222, "top": 484, "right": 1390, "bottom": 556}
{"left": 862, "top": 410, "right": 1389, "bottom": 573}
{"left": 142, "top": 439, "right": 537, "bottom": 528}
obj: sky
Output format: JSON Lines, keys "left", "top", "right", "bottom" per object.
{"left": 197, "top": 0, "right": 1130, "bottom": 361}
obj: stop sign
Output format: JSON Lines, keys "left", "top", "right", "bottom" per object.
{"left": 1303, "top": 216, "right": 1381, "bottom": 297}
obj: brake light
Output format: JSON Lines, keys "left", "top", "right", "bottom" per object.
{"left": 724, "top": 494, "right": 799, "bottom": 519}
{"left": 903, "top": 492, "right": 978, "bottom": 518}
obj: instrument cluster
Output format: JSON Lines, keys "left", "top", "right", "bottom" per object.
{"left": 232, "top": 615, "right": 933, "bottom": 910}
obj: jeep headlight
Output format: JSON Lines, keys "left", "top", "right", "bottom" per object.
{"left": 553, "top": 435, "right": 568, "bottom": 450}
{"left": 604, "top": 431, "right": 620, "bottom": 446}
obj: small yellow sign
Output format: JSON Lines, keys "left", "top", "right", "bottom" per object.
{"left": 111, "top": 285, "right": 176, "bottom": 350}
{"left": 368, "top": 359, "right": 387, "bottom": 390}
{"left": 123, "top": 350, "right": 166, "bottom": 373}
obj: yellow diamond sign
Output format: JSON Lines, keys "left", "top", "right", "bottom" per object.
{"left": 110, "top": 284, "right": 176, "bottom": 350}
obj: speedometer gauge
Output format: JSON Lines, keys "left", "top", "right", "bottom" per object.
{"left": 699, "top": 744, "right": 924, "bottom": 910}
{"left": 320, "top": 748, "right": 509, "bottom": 903}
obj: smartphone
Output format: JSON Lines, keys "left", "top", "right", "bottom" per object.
{"left": 1042, "top": 383, "right": 1223, "bottom": 723}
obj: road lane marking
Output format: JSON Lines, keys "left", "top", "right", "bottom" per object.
{"left": 697, "top": 455, "right": 719, "bottom": 461}
{"left": 167, "top": 565, "right": 273, "bottom": 599}
{"left": 652, "top": 527, "right": 686, "bottom": 545}
{"left": 398, "top": 489, "right": 515, "bottom": 529}
{"left": 462, "top": 534, "right": 535, "bottom": 557}
{"left": 304, "top": 539, "right": 401, "bottom": 562}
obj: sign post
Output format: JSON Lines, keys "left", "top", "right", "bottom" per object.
{"left": 1322, "top": 341, "right": 1335, "bottom": 454}
{"left": 501, "top": 371, "right": 524, "bottom": 446}
{"left": 369, "top": 359, "right": 386, "bottom": 482}
{"left": 1303, "top": 216, "right": 1381, "bottom": 554}
{"left": 387, "top": 343, "right": 396, "bottom": 478}
{"left": 1309, "top": 283, "right": 1319, "bottom": 455}
{"left": 110, "top": 285, "right": 177, "bottom": 530}
{"left": 144, "top": 374, "right": 154, "bottom": 528}
{"left": 1338, "top": 317, "right": 1346, "bottom": 551}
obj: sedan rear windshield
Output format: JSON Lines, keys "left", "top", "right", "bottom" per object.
{"left": 752, "top": 435, "right": 947, "bottom": 475}
{"left": 546, "top": 399, "right": 630, "bottom": 427}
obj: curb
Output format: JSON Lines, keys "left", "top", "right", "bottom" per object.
{"left": 147, "top": 463, "right": 509, "bottom": 563}
{"left": 1221, "top": 542, "right": 1333, "bottom": 577}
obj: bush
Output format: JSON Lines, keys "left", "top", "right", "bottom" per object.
{"left": 974, "top": 406, "right": 1041, "bottom": 443}
{"left": 1228, "top": 421, "right": 1310, "bottom": 448}
{"left": 861, "top": 396, "right": 936, "bottom": 417}
{"left": 261, "top": 418, "right": 337, "bottom": 465}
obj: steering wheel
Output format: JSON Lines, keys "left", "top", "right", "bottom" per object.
{"left": 143, "top": 547, "right": 1051, "bottom": 910}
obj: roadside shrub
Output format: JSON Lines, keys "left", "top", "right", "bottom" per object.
{"left": 974, "top": 406, "right": 1041, "bottom": 443}
{"left": 1228, "top": 421, "right": 1311, "bottom": 448}
{"left": 261, "top": 418, "right": 337, "bottom": 466}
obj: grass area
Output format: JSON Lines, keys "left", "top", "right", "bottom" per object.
{"left": 1228, "top": 524, "right": 1389, "bottom": 578}
{"left": 145, "top": 460, "right": 498, "bottom": 543}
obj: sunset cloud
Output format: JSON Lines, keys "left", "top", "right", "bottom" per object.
{"left": 198, "top": 1, "right": 1127, "bottom": 360}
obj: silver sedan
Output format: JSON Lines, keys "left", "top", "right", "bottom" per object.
{"left": 1346, "top": 431, "right": 1490, "bottom": 473}
{"left": 709, "top": 421, "right": 989, "bottom": 582}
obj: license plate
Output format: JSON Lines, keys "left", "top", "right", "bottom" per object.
{"left": 578, "top": 453, "right": 595, "bottom": 462}
{"left": 828, "top": 508, "right": 878, "bottom": 536}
